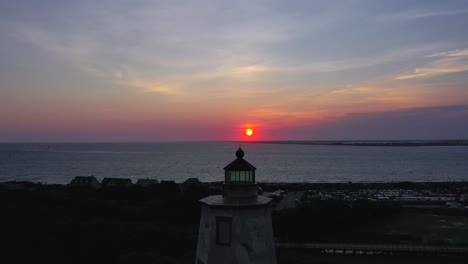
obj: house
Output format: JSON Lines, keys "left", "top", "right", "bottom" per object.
{"left": 101, "top": 178, "right": 133, "bottom": 188}
{"left": 136, "top": 178, "right": 159, "bottom": 187}
{"left": 69, "top": 176, "right": 101, "bottom": 189}
{"left": 180, "top": 177, "right": 202, "bottom": 192}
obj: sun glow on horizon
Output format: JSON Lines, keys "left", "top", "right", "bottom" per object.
{"left": 245, "top": 128, "right": 253, "bottom": 136}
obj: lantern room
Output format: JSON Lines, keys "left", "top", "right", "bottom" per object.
{"left": 223, "top": 148, "right": 256, "bottom": 184}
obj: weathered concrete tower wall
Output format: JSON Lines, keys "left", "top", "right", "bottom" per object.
{"left": 195, "top": 198, "right": 276, "bottom": 264}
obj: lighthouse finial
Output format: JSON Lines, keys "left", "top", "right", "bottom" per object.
{"left": 235, "top": 148, "right": 244, "bottom": 159}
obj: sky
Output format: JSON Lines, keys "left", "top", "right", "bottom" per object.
{"left": 1, "top": 0, "right": 468, "bottom": 142}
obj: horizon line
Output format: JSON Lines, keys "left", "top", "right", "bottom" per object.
{"left": 1, "top": 139, "right": 468, "bottom": 144}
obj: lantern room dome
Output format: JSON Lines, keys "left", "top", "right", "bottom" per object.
{"left": 224, "top": 148, "right": 256, "bottom": 171}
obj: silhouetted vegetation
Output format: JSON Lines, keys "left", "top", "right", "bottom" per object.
{"left": 274, "top": 199, "right": 401, "bottom": 243}
{"left": 1, "top": 182, "right": 467, "bottom": 263}
{"left": 0, "top": 182, "right": 205, "bottom": 264}
{"left": 276, "top": 248, "right": 468, "bottom": 264}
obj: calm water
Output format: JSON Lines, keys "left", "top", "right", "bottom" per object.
{"left": 0, "top": 142, "right": 467, "bottom": 184}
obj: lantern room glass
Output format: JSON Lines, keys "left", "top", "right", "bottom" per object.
{"left": 225, "top": 170, "right": 255, "bottom": 184}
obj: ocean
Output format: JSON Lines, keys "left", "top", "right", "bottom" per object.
{"left": 0, "top": 142, "right": 467, "bottom": 184}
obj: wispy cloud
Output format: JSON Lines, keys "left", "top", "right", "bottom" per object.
{"left": 121, "top": 79, "right": 182, "bottom": 95}
{"left": 246, "top": 107, "right": 329, "bottom": 128}
{"left": 395, "top": 48, "right": 468, "bottom": 80}
{"left": 297, "top": 104, "right": 468, "bottom": 140}
{"left": 13, "top": 23, "right": 102, "bottom": 75}
{"left": 259, "top": 45, "right": 435, "bottom": 74}
{"left": 330, "top": 87, "right": 370, "bottom": 94}
{"left": 110, "top": 69, "right": 182, "bottom": 96}
{"left": 428, "top": 49, "right": 468, "bottom": 58}
{"left": 378, "top": 9, "right": 468, "bottom": 21}
{"left": 187, "top": 45, "right": 438, "bottom": 83}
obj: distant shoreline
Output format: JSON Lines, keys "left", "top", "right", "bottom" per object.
{"left": 237, "top": 140, "right": 468, "bottom": 147}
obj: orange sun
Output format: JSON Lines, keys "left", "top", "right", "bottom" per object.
{"left": 245, "top": 128, "right": 253, "bottom": 136}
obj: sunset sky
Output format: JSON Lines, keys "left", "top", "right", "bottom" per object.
{"left": 1, "top": 0, "right": 468, "bottom": 141}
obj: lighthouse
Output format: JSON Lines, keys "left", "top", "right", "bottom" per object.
{"left": 195, "top": 148, "right": 276, "bottom": 264}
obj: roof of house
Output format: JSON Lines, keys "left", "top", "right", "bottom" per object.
{"left": 137, "top": 178, "right": 159, "bottom": 183}
{"left": 183, "top": 178, "right": 201, "bottom": 185}
{"left": 72, "top": 176, "right": 98, "bottom": 181}
{"left": 102, "top": 178, "right": 132, "bottom": 184}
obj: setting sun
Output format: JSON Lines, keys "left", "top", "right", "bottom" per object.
{"left": 245, "top": 128, "right": 253, "bottom": 136}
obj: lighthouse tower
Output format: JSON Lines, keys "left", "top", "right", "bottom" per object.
{"left": 195, "top": 148, "right": 276, "bottom": 264}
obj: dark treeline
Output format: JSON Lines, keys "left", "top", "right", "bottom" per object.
{"left": 1, "top": 182, "right": 208, "bottom": 264}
